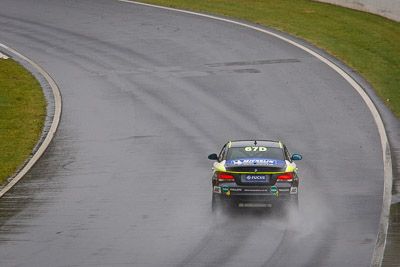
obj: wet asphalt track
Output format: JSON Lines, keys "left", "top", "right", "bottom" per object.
{"left": 0, "top": 0, "right": 385, "bottom": 266}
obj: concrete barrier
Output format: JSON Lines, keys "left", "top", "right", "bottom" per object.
{"left": 315, "top": 0, "right": 400, "bottom": 22}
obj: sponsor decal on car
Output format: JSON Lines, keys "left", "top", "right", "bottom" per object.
{"left": 243, "top": 188, "right": 268, "bottom": 192}
{"left": 213, "top": 186, "right": 221, "bottom": 194}
{"left": 225, "top": 158, "right": 285, "bottom": 167}
{"left": 222, "top": 185, "right": 230, "bottom": 196}
{"left": 270, "top": 186, "right": 279, "bottom": 196}
{"left": 245, "top": 174, "right": 267, "bottom": 181}
{"left": 278, "top": 188, "right": 290, "bottom": 192}
{"left": 229, "top": 188, "right": 242, "bottom": 192}
{"left": 290, "top": 187, "right": 298, "bottom": 194}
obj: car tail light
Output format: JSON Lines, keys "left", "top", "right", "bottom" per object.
{"left": 277, "top": 172, "right": 293, "bottom": 182}
{"left": 217, "top": 172, "right": 235, "bottom": 181}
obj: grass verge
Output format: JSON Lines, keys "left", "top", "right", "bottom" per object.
{"left": 0, "top": 58, "right": 46, "bottom": 184}
{"left": 136, "top": 0, "right": 400, "bottom": 118}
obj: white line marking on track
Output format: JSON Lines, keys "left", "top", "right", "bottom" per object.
{"left": 0, "top": 43, "right": 62, "bottom": 198}
{"left": 118, "top": 1, "right": 393, "bottom": 266}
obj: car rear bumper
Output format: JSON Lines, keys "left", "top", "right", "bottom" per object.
{"left": 213, "top": 185, "right": 297, "bottom": 206}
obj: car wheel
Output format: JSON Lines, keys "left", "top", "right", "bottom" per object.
{"left": 290, "top": 195, "right": 299, "bottom": 209}
{"left": 211, "top": 193, "right": 221, "bottom": 213}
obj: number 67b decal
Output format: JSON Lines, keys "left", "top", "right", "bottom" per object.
{"left": 245, "top": 147, "right": 267, "bottom": 151}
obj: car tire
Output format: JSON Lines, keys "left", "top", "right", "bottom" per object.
{"left": 291, "top": 195, "right": 299, "bottom": 209}
{"left": 211, "top": 193, "right": 221, "bottom": 213}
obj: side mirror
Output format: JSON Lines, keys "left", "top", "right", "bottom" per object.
{"left": 291, "top": 154, "right": 302, "bottom": 161}
{"left": 208, "top": 153, "right": 218, "bottom": 160}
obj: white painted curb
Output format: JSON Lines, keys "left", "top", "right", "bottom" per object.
{"left": 0, "top": 43, "right": 62, "bottom": 198}
{"left": 119, "top": 1, "right": 392, "bottom": 266}
{"left": 0, "top": 52, "right": 9, "bottom": 59}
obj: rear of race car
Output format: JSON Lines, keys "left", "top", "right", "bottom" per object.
{"left": 209, "top": 141, "right": 300, "bottom": 212}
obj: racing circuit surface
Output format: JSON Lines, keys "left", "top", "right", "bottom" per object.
{"left": 0, "top": 0, "right": 385, "bottom": 266}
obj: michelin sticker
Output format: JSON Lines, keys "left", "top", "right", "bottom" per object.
{"left": 226, "top": 158, "right": 285, "bottom": 167}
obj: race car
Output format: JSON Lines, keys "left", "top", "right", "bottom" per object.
{"left": 208, "top": 140, "right": 302, "bottom": 212}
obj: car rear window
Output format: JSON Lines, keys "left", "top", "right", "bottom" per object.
{"left": 226, "top": 146, "right": 285, "bottom": 161}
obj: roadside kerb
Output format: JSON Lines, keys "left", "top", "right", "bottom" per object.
{"left": 0, "top": 52, "right": 9, "bottom": 59}
{"left": 0, "top": 43, "right": 62, "bottom": 198}
{"left": 119, "top": 1, "right": 393, "bottom": 266}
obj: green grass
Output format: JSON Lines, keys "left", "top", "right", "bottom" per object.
{"left": 137, "top": 0, "right": 400, "bottom": 118}
{"left": 0, "top": 59, "right": 46, "bottom": 184}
